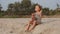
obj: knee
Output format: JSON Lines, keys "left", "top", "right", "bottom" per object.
{"left": 33, "top": 21, "right": 37, "bottom": 24}
{"left": 29, "top": 20, "right": 33, "bottom": 23}
{"left": 34, "top": 20, "right": 37, "bottom": 23}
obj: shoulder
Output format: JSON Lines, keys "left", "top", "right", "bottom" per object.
{"left": 40, "top": 10, "right": 42, "bottom": 14}
{"left": 40, "top": 10, "right": 42, "bottom": 13}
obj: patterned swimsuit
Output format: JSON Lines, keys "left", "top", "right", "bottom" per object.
{"left": 34, "top": 12, "right": 41, "bottom": 24}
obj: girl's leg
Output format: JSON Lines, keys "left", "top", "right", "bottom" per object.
{"left": 29, "top": 21, "right": 36, "bottom": 31}
{"left": 25, "top": 20, "right": 33, "bottom": 31}
{"left": 25, "top": 24, "right": 30, "bottom": 31}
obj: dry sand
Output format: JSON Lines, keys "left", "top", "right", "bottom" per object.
{"left": 0, "top": 18, "right": 60, "bottom": 34}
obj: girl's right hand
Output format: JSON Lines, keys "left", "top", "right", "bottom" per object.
{"left": 31, "top": 13, "right": 35, "bottom": 21}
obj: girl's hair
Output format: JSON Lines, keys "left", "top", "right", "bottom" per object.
{"left": 32, "top": 4, "right": 42, "bottom": 13}
{"left": 35, "top": 4, "right": 42, "bottom": 10}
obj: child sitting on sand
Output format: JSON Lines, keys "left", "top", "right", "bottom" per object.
{"left": 25, "top": 4, "right": 42, "bottom": 31}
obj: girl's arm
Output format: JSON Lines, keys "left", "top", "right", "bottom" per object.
{"left": 40, "top": 10, "right": 42, "bottom": 19}
{"left": 31, "top": 13, "right": 35, "bottom": 21}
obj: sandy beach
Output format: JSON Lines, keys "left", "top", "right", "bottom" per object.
{"left": 0, "top": 18, "right": 60, "bottom": 34}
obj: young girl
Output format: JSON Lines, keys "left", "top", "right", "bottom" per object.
{"left": 25, "top": 4, "right": 42, "bottom": 31}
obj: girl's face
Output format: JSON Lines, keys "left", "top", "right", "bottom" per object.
{"left": 35, "top": 5, "right": 41, "bottom": 12}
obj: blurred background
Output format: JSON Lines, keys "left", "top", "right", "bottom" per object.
{"left": 0, "top": 0, "right": 60, "bottom": 18}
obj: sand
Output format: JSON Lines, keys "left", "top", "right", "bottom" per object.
{"left": 0, "top": 18, "right": 60, "bottom": 34}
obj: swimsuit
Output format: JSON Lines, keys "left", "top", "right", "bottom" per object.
{"left": 34, "top": 12, "right": 41, "bottom": 24}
